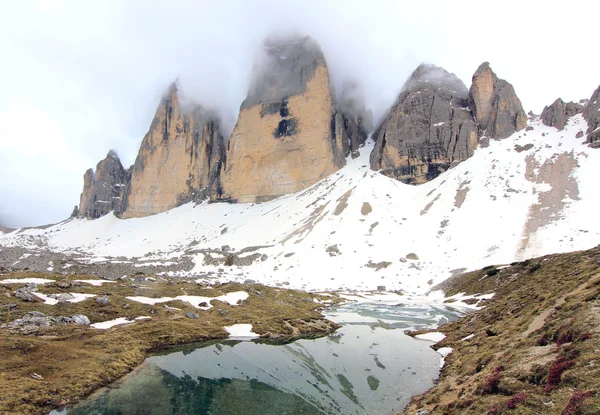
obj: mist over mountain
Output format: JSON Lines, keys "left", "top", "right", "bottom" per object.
{"left": 1, "top": 0, "right": 600, "bottom": 227}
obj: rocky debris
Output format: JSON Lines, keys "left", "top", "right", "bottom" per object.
{"left": 15, "top": 286, "right": 37, "bottom": 302}
{"left": 95, "top": 295, "right": 110, "bottom": 306}
{"left": 118, "top": 83, "right": 226, "bottom": 218}
{"left": 514, "top": 143, "right": 534, "bottom": 153}
{"left": 468, "top": 62, "right": 527, "bottom": 139}
{"left": 370, "top": 64, "right": 478, "bottom": 184}
{"left": 201, "top": 248, "right": 262, "bottom": 267}
{"left": 78, "top": 150, "right": 130, "bottom": 219}
{"left": 406, "top": 253, "right": 419, "bottom": 260}
{"left": 1, "top": 311, "right": 88, "bottom": 334}
{"left": 48, "top": 293, "right": 75, "bottom": 302}
{"left": 0, "top": 246, "right": 194, "bottom": 280}
{"left": 184, "top": 312, "right": 199, "bottom": 319}
{"left": 326, "top": 245, "right": 341, "bottom": 257}
{"left": 540, "top": 98, "right": 583, "bottom": 130}
{"left": 216, "top": 35, "right": 364, "bottom": 203}
{"left": 582, "top": 85, "right": 600, "bottom": 146}
{"left": 366, "top": 260, "right": 392, "bottom": 270}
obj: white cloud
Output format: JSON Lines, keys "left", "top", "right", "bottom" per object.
{"left": 0, "top": 0, "right": 598, "bottom": 227}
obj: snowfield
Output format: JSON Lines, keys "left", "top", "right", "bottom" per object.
{"left": 1, "top": 115, "right": 599, "bottom": 294}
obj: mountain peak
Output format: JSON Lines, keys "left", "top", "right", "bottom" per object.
{"left": 468, "top": 62, "right": 527, "bottom": 139}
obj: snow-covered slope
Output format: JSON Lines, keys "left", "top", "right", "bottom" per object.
{"left": 2, "top": 115, "right": 599, "bottom": 293}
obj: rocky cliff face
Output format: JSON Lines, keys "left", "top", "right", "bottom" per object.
{"left": 119, "top": 84, "right": 225, "bottom": 218}
{"left": 541, "top": 98, "right": 583, "bottom": 130}
{"left": 215, "top": 36, "right": 364, "bottom": 203}
{"left": 370, "top": 64, "right": 478, "bottom": 184}
{"left": 468, "top": 62, "right": 527, "bottom": 139}
{"left": 78, "top": 150, "right": 129, "bottom": 219}
{"left": 583, "top": 85, "right": 600, "bottom": 147}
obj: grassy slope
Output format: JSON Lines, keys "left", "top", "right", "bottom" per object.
{"left": 402, "top": 246, "right": 600, "bottom": 415}
{"left": 0, "top": 272, "right": 340, "bottom": 415}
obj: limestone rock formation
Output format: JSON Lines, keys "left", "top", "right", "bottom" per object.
{"left": 78, "top": 150, "right": 129, "bottom": 219}
{"left": 541, "top": 98, "right": 583, "bottom": 130}
{"left": 216, "top": 36, "right": 364, "bottom": 203}
{"left": 583, "top": 85, "right": 600, "bottom": 147}
{"left": 337, "top": 82, "right": 372, "bottom": 160}
{"left": 370, "top": 64, "right": 478, "bottom": 184}
{"left": 119, "top": 84, "right": 225, "bottom": 218}
{"left": 468, "top": 62, "right": 527, "bottom": 139}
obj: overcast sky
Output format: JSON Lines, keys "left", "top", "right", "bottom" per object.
{"left": 1, "top": 0, "right": 598, "bottom": 228}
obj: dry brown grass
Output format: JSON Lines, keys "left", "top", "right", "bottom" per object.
{"left": 0, "top": 271, "right": 340, "bottom": 414}
{"left": 402, "top": 246, "right": 600, "bottom": 415}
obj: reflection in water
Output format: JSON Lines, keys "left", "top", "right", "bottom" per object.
{"left": 54, "top": 302, "right": 464, "bottom": 415}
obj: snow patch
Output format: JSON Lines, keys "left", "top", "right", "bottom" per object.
{"left": 224, "top": 323, "right": 260, "bottom": 340}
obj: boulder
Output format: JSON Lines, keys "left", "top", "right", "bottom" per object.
{"left": 468, "top": 62, "right": 527, "bottom": 139}
{"left": 370, "top": 64, "right": 478, "bottom": 184}
{"left": 95, "top": 295, "right": 110, "bottom": 306}
{"left": 15, "top": 287, "right": 36, "bottom": 302}
{"left": 71, "top": 314, "right": 91, "bottom": 325}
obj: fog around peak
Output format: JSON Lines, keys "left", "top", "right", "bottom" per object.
{"left": 0, "top": 0, "right": 599, "bottom": 227}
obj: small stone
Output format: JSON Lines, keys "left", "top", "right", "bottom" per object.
{"left": 244, "top": 279, "right": 256, "bottom": 285}
{"left": 576, "top": 131, "right": 584, "bottom": 138}
{"left": 525, "top": 126, "right": 534, "bottom": 131}
{"left": 57, "top": 282, "right": 70, "bottom": 289}
{"left": 377, "top": 285, "right": 386, "bottom": 291}
{"left": 96, "top": 296, "right": 110, "bottom": 306}
{"left": 185, "top": 312, "right": 199, "bottom": 319}
{"left": 3, "top": 292, "right": 10, "bottom": 298}
{"left": 71, "top": 314, "right": 90, "bottom": 325}
{"left": 149, "top": 308, "right": 158, "bottom": 315}
{"left": 596, "top": 257, "right": 600, "bottom": 266}
{"left": 416, "top": 410, "right": 430, "bottom": 415}
{"left": 123, "top": 303, "right": 130, "bottom": 309}
{"left": 198, "top": 302, "right": 209, "bottom": 307}
{"left": 406, "top": 253, "right": 419, "bottom": 260}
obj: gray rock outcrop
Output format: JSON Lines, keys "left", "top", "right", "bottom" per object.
{"left": 541, "top": 98, "right": 583, "bottom": 130}
{"left": 583, "top": 85, "right": 600, "bottom": 146}
{"left": 468, "top": 62, "right": 527, "bottom": 139}
{"left": 370, "top": 64, "right": 478, "bottom": 184}
{"left": 78, "top": 150, "right": 130, "bottom": 219}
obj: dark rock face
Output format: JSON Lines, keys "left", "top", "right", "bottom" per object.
{"left": 78, "top": 151, "right": 130, "bottom": 219}
{"left": 541, "top": 98, "right": 583, "bottom": 130}
{"left": 468, "top": 62, "right": 527, "bottom": 139}
{"left": 583, "top": 85, "right": 600, "bottom": 146}
{"left": 241, "top": 37, "right": 324, "bottom": 110}
{"left": 370, "top": 64, "right": 478, "bottom": 184}
{"left": 334, "top": 82, "right": 372, "bottom": 162}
